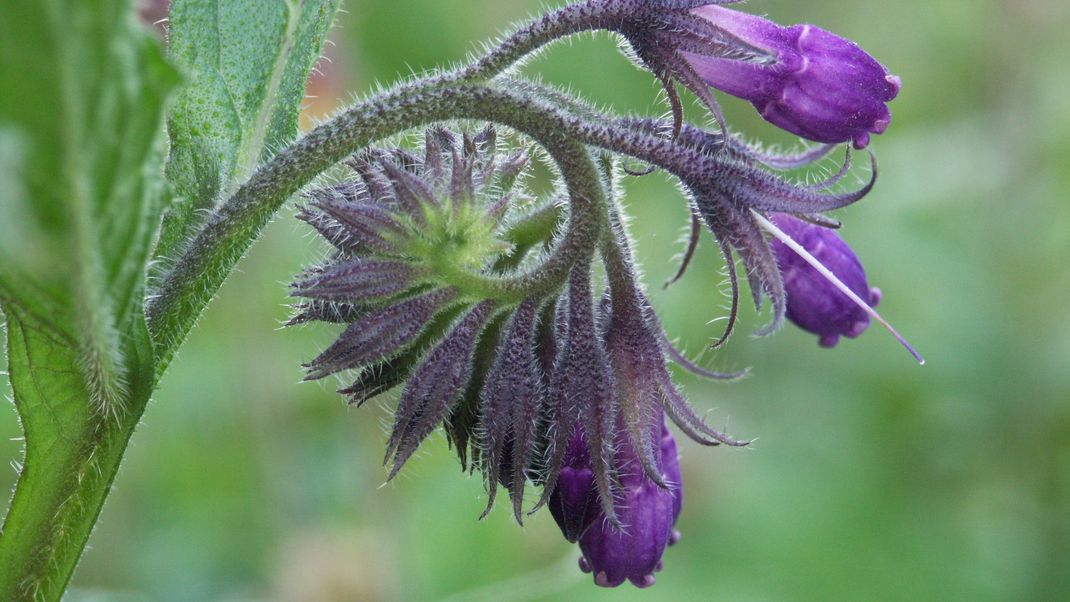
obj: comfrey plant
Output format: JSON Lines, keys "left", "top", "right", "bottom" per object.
{"left": 0, "top": 0, "right": 920, "bottom": 597}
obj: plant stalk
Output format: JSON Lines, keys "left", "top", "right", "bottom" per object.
{"left": 0, "top": 309, "right": 155, "bottom": 601}
{"left": 147, "top": 84, "right": 609, "bottom": 375}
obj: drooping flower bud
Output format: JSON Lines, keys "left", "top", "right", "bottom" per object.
{"left": 543, "top": 227, "right": 746, "bottom": 588}
{"left": 769, "top": 213, "right": 881, "bottom": 347}
{"left": 576, "top": 418, "right": 683, "bottom": 589}
{"left": 540, "top": 265, "right": 620, "bottom": 527}
{"left": 683, "top": 5, "right": 900, "bottom": 148}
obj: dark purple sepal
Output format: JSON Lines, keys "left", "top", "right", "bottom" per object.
{"left": 337, "top": 300, "right": 467, "bottom": 408}
{"left": 442, "top": 310, "right": 509, "bottom": 473}
{"left": 477, "top": 298, "right": 544, "bottom": 521}
{"left": 286, "top": 299, "right": 363, "bottom": 327}
{"left": 380, "top": 159, "right": 436, "bottom": 221}
{"left": 385, "top": 300, "right": 497, "bottom": 479}
{"left": 345, "top": 155, "right": 396, "bottom": 206}
{"left": 695, "top": 194, "right": 786, "bottom": 336}
{"left": 337, "top": 355, "right": 411, "bottom": 407}
{"left": 295, "top": 206, "right": 364, "bottom": 254}
{"left": 603, "top": 251, "right": 671, "bottom": 488}
{"left": 493, "top": 150, "right": 529, "bottom": 198}
{"left": 291, "top": 259, "right": 421, "bottom": 302}
{"left": 449, "top": 134, "right": 477, "bottom": 210}
{"left": 543, "top": 266, "right": 620, "bottom": 526}
{"left": 539, "top": 265, "right": 618, "bottom": 526}
{"left": 304, "top": 180, "right": 364, "bottom": 205}
{"left": 303, "top": 288, "right": 455, "bottom": 380}
{"left": 308, "top": 198, "right": 403, "bottom": 255}
{"left": 471, "top": 124, "right": 498, "bottom": 189}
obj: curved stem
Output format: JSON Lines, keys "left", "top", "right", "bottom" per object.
{"left": 454, "top": 1, "right": 617, "bottom": 82}
{"left": 147, "top": 84, "right": 606, "bottom": 375}
{"left": 496, "top": 85, "right": 872, "bottom": 215}
{"left": 2, "top": 9, "right": 644, "bottom": 599}
{"left": 148, "top": 1, "right": 676, "bottom": 372}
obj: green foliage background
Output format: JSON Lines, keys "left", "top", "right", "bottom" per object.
{"left": 3, "top": 0, "right": 1068, "bottom": 599}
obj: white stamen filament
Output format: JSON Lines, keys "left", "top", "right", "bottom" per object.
{"left": 752, "top": 210, "right": 925, "bottom": 365}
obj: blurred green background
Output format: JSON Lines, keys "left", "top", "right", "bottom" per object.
{"left": 4, "top": 0, "right": 1070, "bottom": 600}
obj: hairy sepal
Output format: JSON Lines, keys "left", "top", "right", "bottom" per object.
{"left": 385, "top": 300, "right": 498, "bottom": 479}
{"left": 477, "top": 298, "right": 544, "bottom": 521}
{"left": 303, "top": 288, "right": 455, "bottom": 380}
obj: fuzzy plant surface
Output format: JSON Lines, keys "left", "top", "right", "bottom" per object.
{"left": 0, "top": 0, "right": 920, "bottom": 598}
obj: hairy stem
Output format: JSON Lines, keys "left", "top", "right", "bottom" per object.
{"left": 147, "top": 0, "right": 658, "bottom": 373}
{"left": 453, "top": 0, "right": 679, "bottom": 83}
{"left": 147, "top": 84, "right": 607, "bottom": 375}
{"left": 455, "top": 0, "right": 614, "bottom": 82}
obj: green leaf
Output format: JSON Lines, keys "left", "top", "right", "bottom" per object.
{"left": 0, "top": 302, "right": 157, "bottom": 601}
{"left": 0, "top": 0, "right": 178, "bottom": 598}
{"left": 0, "top": 0, "right": 179, "bottom": 405}
{"left": 157, "top": 0, "right": 342, "bottom": 271}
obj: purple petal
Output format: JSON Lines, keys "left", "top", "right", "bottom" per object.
{"left": 685, "top": 5, "right": 899, "bottom": 148}
{"left": 578, "top": 417, "right": 682, "bottom": 589}
{"left": 769, "top": 213, "right": 878, "bottom": 346}
{"left": 548, "top": 426, "right": 600, "bottom": 543}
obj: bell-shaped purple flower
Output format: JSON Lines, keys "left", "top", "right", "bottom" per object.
{"left": 576, "top": 419, "right": 682, "bottom": 589}
{"left": 770, "top": 213, "right": 881, "bottom": 348}
{"left": 683, "top": 5, "right": 900, "bottom": 148}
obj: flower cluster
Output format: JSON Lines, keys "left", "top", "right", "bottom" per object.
{"left": 290, "top": 0, "right": 908, "bottom": 589}
{"left": 293, "top": 128, "right": 746, "bottom": 587}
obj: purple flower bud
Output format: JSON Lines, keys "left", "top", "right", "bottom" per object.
{"left": 769, "top": 213, "right": 881, "bottom": 348}
{"left": 577, "top": 418, "right": 682, "bottom": 589}
{"left": 683, "top": 5, "right": 900, "bottom": 148}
